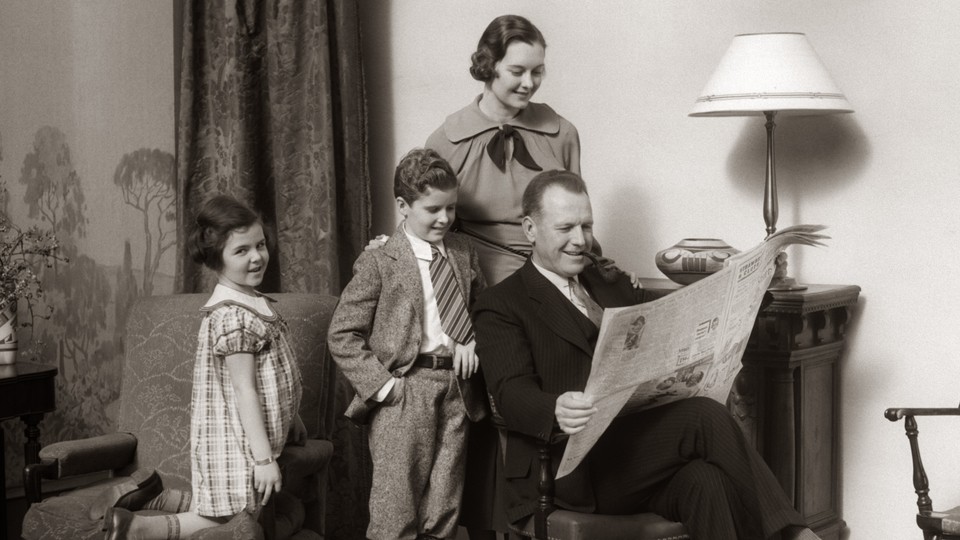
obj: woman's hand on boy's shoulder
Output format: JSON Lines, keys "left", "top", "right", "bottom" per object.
{"left": 364, "top": 234, "right": 390, "bottom": 251}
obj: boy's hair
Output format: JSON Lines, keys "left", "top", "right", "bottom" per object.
{"left": 470, "top": 15, "right": 547, "bottom": 82}
{"left": 521, "top": 169, "right": 589, "bottom": 220}
{"left": 394, "top": 148, "right": 458, "bottom": 203}
{"left": 189, "top": 194, "right": 271, "bottom": 271}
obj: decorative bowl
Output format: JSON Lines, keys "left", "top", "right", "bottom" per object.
{"left": 655, "top": 238, "right": 739, "bottom": 285}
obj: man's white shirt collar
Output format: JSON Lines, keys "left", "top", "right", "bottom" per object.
{"left": 531, "top": 260, "right": 580, "bottom": 292}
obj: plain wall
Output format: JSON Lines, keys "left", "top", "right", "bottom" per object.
{"left": 359, "top": 2, "right": 960, "bottom": 539}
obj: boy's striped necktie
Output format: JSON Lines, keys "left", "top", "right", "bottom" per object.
{"left": 429, "top": 244, "right": 474, "bottom": 344}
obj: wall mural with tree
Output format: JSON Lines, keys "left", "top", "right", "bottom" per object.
{"left": 114, "top": 148, "right": 177, "bottom": 297}
{"left": 2, "top": 124, "right": 177, "bottom": 490}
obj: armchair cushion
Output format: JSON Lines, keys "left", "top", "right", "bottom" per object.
{"left": 22, "top": 476, "right": 141, "bottom": 540}
{"left": 38, "top": 432, "right": 137, "bottom": 479}
{"left": 188, "top": 508, "right": 265, "bottom": 540}
{"left": 511, "top": 511, "right": 690, "bottom": 540}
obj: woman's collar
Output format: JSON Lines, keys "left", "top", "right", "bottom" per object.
{"left": 200, "top": 283, "right": 278, "bottom": 320}
{"left": 442, "top": 95, "right": 561, "bottom": 143}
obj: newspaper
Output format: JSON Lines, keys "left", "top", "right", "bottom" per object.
{"left": 556, "top": 224, "right": 828, "bottom": 478}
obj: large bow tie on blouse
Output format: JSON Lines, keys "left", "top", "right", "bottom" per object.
{"left": 486, "top": 124, "right": 543, "bottom": 172}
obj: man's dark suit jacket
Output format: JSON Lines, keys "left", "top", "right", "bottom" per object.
{"left": 472, "top": 259, "right": 639, "bottom": 524}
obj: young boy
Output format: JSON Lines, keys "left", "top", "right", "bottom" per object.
{"left": 328, "top": 148, "right": 488, "bottom": 540}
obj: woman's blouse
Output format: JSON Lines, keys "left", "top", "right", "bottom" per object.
{"left": 426, "top": 96, "right": 581, "bottom": 283}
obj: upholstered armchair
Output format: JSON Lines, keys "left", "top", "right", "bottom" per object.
{"left": 885, "top": 404, "right": 960, "bottom": 540}
{"left": 21, "top": 293, "right": 338, "bottom": 540}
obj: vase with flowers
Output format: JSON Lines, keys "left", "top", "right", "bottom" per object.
{"left": 0, "top": 185, "right": 66, "bottom": 365}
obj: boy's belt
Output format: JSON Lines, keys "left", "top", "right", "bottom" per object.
{"left": 413, "top": 354, "right": 454, "bottom": 370}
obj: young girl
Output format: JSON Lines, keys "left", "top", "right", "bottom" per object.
{"left": 103, "top": 194, "right": 305, "bottom": 539}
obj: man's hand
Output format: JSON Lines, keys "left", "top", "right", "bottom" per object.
{"left": 555, "top": 391, "right": 598, "bottom": 435}
{"left": 453, "top": 341, "right": 479, "bottom": 379}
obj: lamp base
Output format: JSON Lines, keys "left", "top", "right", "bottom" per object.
{"left": 768, "top": 276, "right": 808, "bottom": 292}
{"left": 769, "top": 251, "right": 808, "bottom": 291}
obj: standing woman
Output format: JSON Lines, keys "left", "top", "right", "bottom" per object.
{"left": 426, "top": 14, "right": 580, "bottom": 286}
{"left": 425, "top": 15, "right": 579, "bottom": 540}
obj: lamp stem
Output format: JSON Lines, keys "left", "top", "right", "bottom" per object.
{"left": 763, "top": 111, "right": 778, "bottom": 238}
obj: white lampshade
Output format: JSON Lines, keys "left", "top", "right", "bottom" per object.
{"left": 690, "top": 32, "right": 853, "bottom": 117}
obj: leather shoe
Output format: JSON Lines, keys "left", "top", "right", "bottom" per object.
{"left": 115, "top": 470, "right": 163, "bottom": 511}
{"left": 102, "top": 507, "right": 134, "bottom": 540}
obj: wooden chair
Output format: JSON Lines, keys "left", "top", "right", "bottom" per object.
{"left": 21, "top": 293, "right": 338, "bottom": 540}
{"left": 885, "top": 404, "right": 960, "bottom": 539}
{"left": 488, "top": 398, "right": 690, "bottom": 540}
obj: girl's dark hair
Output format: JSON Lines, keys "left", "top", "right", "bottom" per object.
{"left": 189, "top": 194, "right": 269, "bottom": 272}
{"left": 394, "top": 148, "right": 458, "bottom": 203}
{"left": 470, "top": 15, "right": 546, "bottom": 82}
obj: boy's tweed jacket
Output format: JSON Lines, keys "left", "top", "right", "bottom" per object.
{"left": 328, "top": 224, "right": 488, "bottom": 424}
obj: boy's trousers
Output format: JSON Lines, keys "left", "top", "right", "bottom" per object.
{"left": 366, "top": 366, "right": 469, "bottom": 540}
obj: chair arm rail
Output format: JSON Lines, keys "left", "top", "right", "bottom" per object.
{"left": 882, "top": 407, "right": 960, "bottom": 515}
{"left": 885, "top": 407, "right": 960, "bottom": 421}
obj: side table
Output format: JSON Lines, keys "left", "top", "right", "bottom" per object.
{"left": 0, "top": 362, "right": 58, "bottom": 538}
{"left": 638, "top": 279, "right": 860, "bottom": 540}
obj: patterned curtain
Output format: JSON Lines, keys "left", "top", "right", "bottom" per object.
{"left": 174, "top": 0, "right": 371, "bottom": 537}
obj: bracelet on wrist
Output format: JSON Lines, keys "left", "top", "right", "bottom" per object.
{"left": 254, "top": 456, "right": 274, "bottom": 466}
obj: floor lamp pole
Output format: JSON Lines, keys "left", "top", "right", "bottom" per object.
{"left": 763, "top": 111, "right": 778, "bottom": 238}
{"left": 763, "top": 111, "right": 807, "bottom": 291}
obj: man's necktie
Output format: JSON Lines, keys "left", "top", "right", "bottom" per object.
{"left": 486, "top": 124, "right": 543, "bottom": 172}
{"left": 569, "top": 278, "right": 604, "bottom": 328}
{"left": 430, "top": 245, "right": 474, "bottom": 344}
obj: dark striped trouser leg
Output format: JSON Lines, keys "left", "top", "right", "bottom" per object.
{"left": 587, "top": 397, "right": 804, "bottom": 540}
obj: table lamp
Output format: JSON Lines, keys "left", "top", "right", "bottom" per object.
{"left": 690, "top": 32, "right": 853, "bottom": 290}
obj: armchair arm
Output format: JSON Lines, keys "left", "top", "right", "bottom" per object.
{"left": 884, "top": 406, "right": 960, "bottom": 516}
{"left": 39, "top": 432, "right": 138, "bottom": 477}
{"left": 488, "top": 392, "right": 565, "bottom": 540}
{"left": 25, "top": 432, "right": 137, "bottom": 504}
{"left": 277, "top": 439, "right": 333, "bottom": 535}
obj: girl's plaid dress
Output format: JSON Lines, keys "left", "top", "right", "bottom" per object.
{"left": 190, "top": 284, "right": 302, "bottom": 517}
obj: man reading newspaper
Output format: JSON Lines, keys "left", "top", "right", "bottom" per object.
{"left": 474, "top": 170, "right": 820, "bottom": 540}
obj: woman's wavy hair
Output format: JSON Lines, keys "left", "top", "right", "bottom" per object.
{"left": 470, "top": 14, "right": 546, "bottom": 82}
{"left": 189, "top": 194, "right": 273, "bottom": 272}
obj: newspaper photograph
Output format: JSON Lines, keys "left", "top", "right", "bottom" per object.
{"left": 556, "top": 224, "right": 829, "bottom": 479}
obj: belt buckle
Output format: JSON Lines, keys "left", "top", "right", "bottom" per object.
{"left": 431, "top": 355, "right": 441, "bottom": 369}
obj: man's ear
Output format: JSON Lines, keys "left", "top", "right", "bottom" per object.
{"left": 396, "top": 197, "right": 409, "bottom": 218}
{"left": 521, "top": 215, "right": 537, "bottom": 243}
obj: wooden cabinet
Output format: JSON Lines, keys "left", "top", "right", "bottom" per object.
{"left": 639, "top": 279, "right": 860, "bottom": 540}
{"left": 0, "top": 362, "right": 58, "bottom": 536}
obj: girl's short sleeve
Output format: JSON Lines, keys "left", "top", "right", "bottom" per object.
{"left": 211, "top": 306, "right": 267, "bottom": 356}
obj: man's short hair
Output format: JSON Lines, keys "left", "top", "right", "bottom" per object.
{"left": 394, "top": 148, "right": 458, "bottom": 203}
{"left": 521, "top": 169, "right": 589, "bottom": 219}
